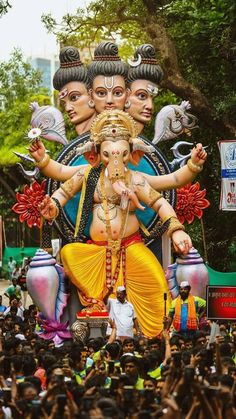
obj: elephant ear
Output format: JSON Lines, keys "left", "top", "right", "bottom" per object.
{"left": 76, "top": 142, "right": 101, "bottom": 167}
{"left": 130, "top": 150, "right": 144, "bottom": 166}
{"left": 130, "top": 138, "right": 155, "bottom": 166}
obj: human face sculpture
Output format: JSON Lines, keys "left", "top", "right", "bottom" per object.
{"left": 91, "top": 75, "right": 128, "bottom": 113}
{"left": 127, "top": 79, "right": 158, "bottom": 127}
{"left": 59, "top": 81, "right": 95, "bottom": 126}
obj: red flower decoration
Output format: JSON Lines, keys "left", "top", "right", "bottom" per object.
{"left": 176, "top": 182, "right": 210, "bottom": 224}
{"left": 12, "top": 180, "right": 46, "bottom": 228}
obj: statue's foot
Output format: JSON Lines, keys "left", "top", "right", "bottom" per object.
{"left": 81, "top": 302, "right": 107, "bottom": 314}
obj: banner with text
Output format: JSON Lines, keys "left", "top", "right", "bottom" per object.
{"left": 207, "top": 286, "right": 236, "bottom": 320}
{"left": 218, "top": 140, "right": 236, "bottom": 210}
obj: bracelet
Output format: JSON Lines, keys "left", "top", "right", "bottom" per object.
{"left": 148, "top": 189, "right": 163, "bottom": 207}
{"left": 35, "top": 153, "right": 50, "bottom": 169}
{"left": 161, "top": 214, "right": 174, "bottom": 225}
{"left": 47, "top": 204, "right": 59, "bottom": 225}
{"left": 187, "top": 158, "right": 203, "bottom": 174}
{"left": 46, "top": 197, "right": 61, "bottom": 223}
{"left": 166, "top": 216, "right": 185, "bottom": 238}
{"left": 60, "top": 178, "right": 74, "bottom": 199}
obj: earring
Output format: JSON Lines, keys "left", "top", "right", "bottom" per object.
{"left": 124, "top": 100, "right": 131, "bottom": 109}
{"left": 88, "top": 100, "right": 95, "bottom": 108}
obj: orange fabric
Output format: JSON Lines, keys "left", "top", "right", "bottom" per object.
{"left": 173, "top": 294, "right": 198, "bottom": 331}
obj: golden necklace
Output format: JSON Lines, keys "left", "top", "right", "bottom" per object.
{"left": 100, "top": 168, "right": 130, "bottom": 254}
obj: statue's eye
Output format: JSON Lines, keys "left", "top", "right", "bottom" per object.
{"left": 175, "top": 112, "right": 181, "bottom": 118}
{"left": 137, "top": 92, "right": 148, "bottom": 101}
{"left": 113, "top": 89, "right": 124, "bottom": 97}
{"left": 70, "top": 94, "right": 81, "bottom": 102}
{"left": 96, "top": 89, "right": 106, "bottom": 97}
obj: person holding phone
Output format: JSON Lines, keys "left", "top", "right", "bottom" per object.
{"left": 103, "top": 286, "right": 141, "bottom": 340}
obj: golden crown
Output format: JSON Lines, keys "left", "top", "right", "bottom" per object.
{"left": 90, "top": 110, "right": 138, "bottom": 144}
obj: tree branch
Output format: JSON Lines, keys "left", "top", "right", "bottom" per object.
{"left": 144, "top": 15, "right": 236, "bottom": 139}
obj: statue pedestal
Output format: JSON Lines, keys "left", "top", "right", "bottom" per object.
{"left": 71, "top": 311, "right": 109, "bottom": 342}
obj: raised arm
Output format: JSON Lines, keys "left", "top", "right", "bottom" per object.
{"left": 134, "top": 172, "right": 192, "bottom": 254}
{"left": 39, "top": 166, "right": 87, "bottom": 222}
{"left": 29, "top": 139, "right": 86, "bottom": 181}
{"left": 142, "top": 143, "right": 207, "bottom": 191}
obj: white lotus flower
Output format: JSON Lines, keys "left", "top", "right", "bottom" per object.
{"left": 28, "top": 127, "right": 42, "bottom": 140}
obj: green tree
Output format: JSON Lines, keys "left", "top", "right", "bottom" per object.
{"left": 0, "top": 49, "right": 53, "bottom": 165}
{"left": 41, "top": 0, "right": 236, "bottom": 271}
{"left": 0, "top": 0, "right": 11, "bottom": 17}
{"left": 0, "top": 50, "right": 52, "bottom": 246}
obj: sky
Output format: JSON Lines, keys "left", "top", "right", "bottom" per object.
{"left": 0, "top": 0, "right": 90, "bottom": 61}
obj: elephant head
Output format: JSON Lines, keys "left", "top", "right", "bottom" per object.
{"left": 76, "top": 110, "right": 154, "bottom": 209}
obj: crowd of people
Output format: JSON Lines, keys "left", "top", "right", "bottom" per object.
{"left": 5, "top": 257, "right": 30, "bottom": 309}
{"left": 0, "top": 275, "right": 235, "bottom": 418}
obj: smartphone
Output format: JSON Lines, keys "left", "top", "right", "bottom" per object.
{"left": 2, "top": 388, "right": 11, "bottom": 404}
{"left": 110, "top": 376, "right": 119, "bottom": 395}
{"left": 82, "top": 396, "right": 95, "bottom": 411}
{"left": 31, "top": 400, "right": 42, "bottom": 415}
{"left": 143, "top": 389, "right": 155, "bottom": 405}
{"left": 172, "top": 351, "right": 182, "bottom": 368}
{"left": 123, "top": 385, "right": 134, "bottom": 403}
{"left": 108, "top": 360, "right": 115, "bottom": 374}
{"left": 57, "top": 394, "right": 67, "bottom": 414}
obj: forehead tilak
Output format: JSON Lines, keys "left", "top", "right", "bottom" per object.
{"left": 59, "top": 88, "right": 68, "bottom": 99}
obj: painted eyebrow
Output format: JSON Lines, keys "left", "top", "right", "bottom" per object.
{"left": 130, "top": 88, "right": 149, "bottom": 93}
{"left": 95, "top": 85, "right": 125, "bottom": 89}
{"left": 67, "top": 90, "right": 82, "bottom": 95}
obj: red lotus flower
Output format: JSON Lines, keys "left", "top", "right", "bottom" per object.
{"left": 176, "top": 182, "right": 210, "bottom": 224}
{"left": 12, "top": 180, "right": 46, "bottom": 228}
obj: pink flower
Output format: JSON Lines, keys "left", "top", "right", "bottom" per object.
{"left": 176, "top": 182, "right": 210, "bottom": 224}
{"left": 12, "top": 180, "right": 46, "bottom": 228}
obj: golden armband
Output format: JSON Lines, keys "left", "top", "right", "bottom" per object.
{"left": 148, "top": 189, "right": 163, "bottom": 207}
{"left": 60, "top": 178, "right": 74, "bottom": 199}
{"left": 187, "top": 158, "right": 203, "bottom": 174}
{"left": 35, "top": 153, "right": 50, "bottom": 169}
{"left": 166, "top": 216, "right": 185, "bottom": 238}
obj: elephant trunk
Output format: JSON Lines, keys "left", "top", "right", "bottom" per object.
{"left": 106, "top": 154, "right": 126, "bottom": 184}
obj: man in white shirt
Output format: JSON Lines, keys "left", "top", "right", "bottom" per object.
{"left": 104, "top": 286, "right": 141, "bottom": 340}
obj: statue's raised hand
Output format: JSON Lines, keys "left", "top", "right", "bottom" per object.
{"left": 38, "top": 195, "right": 57, "bottom": 221}
{"left": 29, "top": 139, "right": 46, "bottom": 162}
{"left": 191, "top": 143, "right": 207, "bottom": 166}
{"left": 172, "top": 230, "right": 192, "bottom": 255}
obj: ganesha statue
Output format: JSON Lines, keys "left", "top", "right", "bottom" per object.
{"left": 14, "top": 42, "right": 207, "bottom": 339}
{"left": 37, "top": 110, "right": 205, "bottom": 337}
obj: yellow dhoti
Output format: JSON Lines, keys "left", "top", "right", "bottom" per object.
{"left": 61, "top": 241, "right": 170, "bottom": 337}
